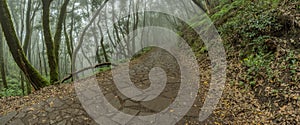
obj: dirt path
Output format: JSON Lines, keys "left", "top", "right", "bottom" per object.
{"left": 0, "top": 47, "right": 212, "bottom": 125}
{"left": 0, "top": 47, "right": 299, "bottom": 124}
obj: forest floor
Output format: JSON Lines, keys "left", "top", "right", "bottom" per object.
{"left": 0, "top": 47, "right": 299, "bottom": 125}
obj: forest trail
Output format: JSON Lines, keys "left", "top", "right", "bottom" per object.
{"left": 0, "top": 47, "right": 299, "bottom": 124}
{"left": 0, "top": 48, "right": 213, "bottom": 125}
{"left": 0, "top": 0, "right": 299, "bottom": 124}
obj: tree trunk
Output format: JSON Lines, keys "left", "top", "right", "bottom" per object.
{"left": 42, "top": 0, "right": 70, "bottom": 84}
{"left": 22, "top": 0, "right": 33, "bottom": 94}
{"left": 64, "top": 20, "right": 72, "bottom": 60}
{"left": 42, "top": 0, "right": 59, "bottom": 84}
{"left": 20, "top": 72, "right": 25, "bottom": 95}
{"left": 0, "top": 25, "right": 8, "bottom": 89}
{"left": 72, "top": 0, "right": 108, "bottom": 77}
{"left": 54, "top": 0, "right": 70, "bottom": 69}
{"left": 37, "top": 34, "right": 43, "bottom": 74}
{"left": 23, "top": 0, "right": 32, "bottom": 55}
{"left": 69, "top": 3, "right": 75, "bottom": 55}
{"left": 97, "top": 23, "right": 109, "bottom": 62}
{"left": 42, "top": 38, "right": 48, "bottom": 76}
{"left": 0, "top": 0, "right": 48, "bottom": 90}
{"left": 92, "top": 23, "right": 101, "bottom": 63}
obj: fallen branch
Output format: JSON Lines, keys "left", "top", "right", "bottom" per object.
{"left": 60, "top": 62, "right": 112, "bottom": 83}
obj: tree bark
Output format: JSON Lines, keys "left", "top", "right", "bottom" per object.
{"left": 42, "top": 0, "right": 70, "bottom": 84}
{"left": 23, "top": 0, "right": 32, "bottom": 55}
{"left": 97, "top": 22, "right": 109, "bottom": 62}
{"left": 63, "top": 19, "right": 72, "bottom": 60}
{"left": 42, "top": 0, "right": 59, "bottom": 84}
{"left": 54, "top": 0, "right": 70, "bottom": 67}
{"left": 92, "top": 23, "right": 102, "bottom": 63}
{"left": 0, "top": 0, "right": 48, "bottom": 90}
{"left": 0, "top": 25, "right": 8, "bottom": 89}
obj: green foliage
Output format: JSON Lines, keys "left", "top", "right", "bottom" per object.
{"left": 0, "top": 82, "right": 23, "bottom": 97}
{"left": 286, "top": 51, "right": 299, "bottom": 81}
{"left": 243, "top": 53, "right": 272, "bottom": 67}
{"left": 210, "top": 0, "right": 299, "bottom": 89}
{"left": 98, "top": 66, "right": 111, "bottom": 72}
{"left": 7, "top": 78, "right": 19, "bottom": 85}
{"left": 249, "top": 36, "right": 271, "bottom": 53}
{"left": 211, "top": 0, "right": 247, "bottom": 21}
{"left": 213, "top": 0, "right": 283, "bottom": 54}
{"left": 243, "top": 53, "right": 273, "bottom": 86}
{"left": 241, "top": 10, "right": 282, "bottom": 39}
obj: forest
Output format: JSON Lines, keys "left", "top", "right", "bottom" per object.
{"left": 0, "top": 0, "right": 299, "bottom": 124}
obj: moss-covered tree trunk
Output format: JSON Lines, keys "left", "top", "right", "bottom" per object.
{"left": 23, "top": 0, "right": 33, "bottom": 95}
{"left": 54, "top": 0, "right": 70, "bottom": 65}
{"left": 42, "top": 0, "right": 69, "bottom": 84}
{"left": 0, "top": 25, "right": 8, "bottom": 89}
{"left": 42, "top": 0, "right": 59, "bottom": 84}
{"left": 0, "top": 0, "right": 48, "bottom": 90}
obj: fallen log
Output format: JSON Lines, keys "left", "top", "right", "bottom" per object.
{"left": 60, "top": 62, "right": 113, "bottom": 83}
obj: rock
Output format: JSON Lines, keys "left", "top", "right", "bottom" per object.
{"left": 124, "top": 100, "right": 140, "bottom": 107}
{"left": 8, "top": 119, "right": 24, "bottom": 125}
{"left": 105, "top": 93, "right": 122, "bottom": 109}
{"left": 0, "top": 111, "right": 17, "bottom": 124}
{"left": 47, "top": 98, "right": 64, "bottom": 108}
{"left": 141, "top": 96, "right": 172, "bottom": 112}
{"left": 57, "top": 119, "right": 67, "bottom": 125}
{"left": 15, "top": 112, "right": 26, "bottom": 118}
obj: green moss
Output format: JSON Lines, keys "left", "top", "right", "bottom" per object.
{"left": 98, "top": 66, "right": 111, "bottom": 72}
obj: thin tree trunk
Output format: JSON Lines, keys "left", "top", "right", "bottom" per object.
{"left": 141, "top": 5, "right": 147, "bottom": 49}
{"left": 23, "top": 0, "right": 32, "bottom": 55}
{"left": 92, "top": 23, "right": 102, "bottom": 63}
{"left": 63, "top": 45, "right": 68, "bottom": 76}
{"left": 131, "top": 0, "right": 139, "bottom": 54}
{"left": 19, "top": 0, "right": 25, "bottom": 43}
{"left": 37, "top": 37, "right": 43, "bottom": 74}
{"left": 69, "top": 3, "right": 75, "bottom": 55}
{"left": 42, "top": 41, "right": 48, "bottom": 76}
{"left": 20, "top": 71, "right": 25, "bottom": 95}
{"left": 96, "top": 22, "right": 109, "bottom": 62}
{"left": 54, "top": 0, "right": 70, "bottom": 69}
{"left": 64, "top": 19, "right": 72, "bottom": 60}
{"left": 21, "top": 0, "right": 33, "bottom": 94}
{"left": 125, "top": 1, "right": 132, "bottom": 56}
{"left": 0, "top": 25, "right": 8, "bottom": 89}
{"left": 72, "top": 0, "right": 108, "bottom": 77}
